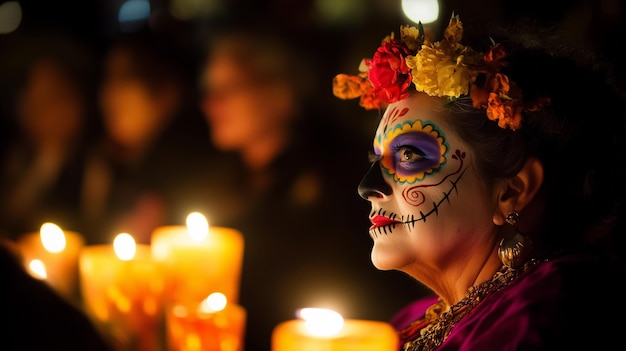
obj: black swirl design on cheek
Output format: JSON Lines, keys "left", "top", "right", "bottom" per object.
{"left": 402, "top": 149, "right": 466, "bottom": 206}
{"left": 404, "top": 188, "right": 425, "bottom": 207}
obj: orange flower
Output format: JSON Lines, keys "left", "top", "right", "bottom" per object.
{"left": 360, "top": 87, "right": 386, "bottom": 110}
{"left": 470, "top": 84, "right": 489, "bottom": 109}
{"left": 483, "top": 44, "right": 507, "bottom": 71}
{"left": 332, "top": 74, "right": 369, "bottom": 100}
{"left": 486, "top": 93, "right": 523, "bottom": 130}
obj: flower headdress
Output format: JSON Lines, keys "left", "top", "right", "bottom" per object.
{"left": 332, "top": 14, "right": 550, "bottom": 130}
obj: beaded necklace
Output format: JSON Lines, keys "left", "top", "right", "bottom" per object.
{"left": 401, "top": 260, "right": 537, "bottom": 351}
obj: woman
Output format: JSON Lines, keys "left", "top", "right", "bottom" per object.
{"left": 81, "top": 30, "right": 209, "bottom": 245}
{"left": 333, "top": 14, "right": 626, "bottom": 350}
{"left": 0, "top": 31, "right": 97, "bottom": 240}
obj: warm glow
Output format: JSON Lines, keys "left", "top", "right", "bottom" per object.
{"left": 113, "top": 233, "right": 137, "bottom": 261}
{"left": 40, "top": 222, "right": 66, "bottom": 253}
{"left": 200, "top": 292, "right": 227, "bottom": 313}
{"left": 185, "top": 334, "right": 202, "bottom": 351}
{"left": 28, "top": 259, "right": 47, "bottom": 279}
{"left": 298, "top": 308, "right": 344, "bottom": 337}
{"left": 401, "top": 0, "right": 439, "bottom": 24}
{"left": 186, "top": 212, "right": 209, "bottom": 242}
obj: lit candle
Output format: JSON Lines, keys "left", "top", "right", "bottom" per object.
{"left": 16, "top": 222, "right": 85, "bottom": 301}
{"left": 151, "top": 212, "right": 244, "bottom": 305}
{"left": 166, "top": 292, "right": 246, "bottom": 351}
{"left": 272, "top": 308, "right": 398, "bottom": 351}
{"left": 79, "top": 233, "right": 164, "bottom": 351}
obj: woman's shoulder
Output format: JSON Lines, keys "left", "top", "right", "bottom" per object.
{"left": 444, "top": 252, "right": 626, "bottom": 350}
{"left": 514, "top": 252, "right": 626, "bottom": 298}
{"left": 389, "top": 295, "right": 439, "bottom": 331}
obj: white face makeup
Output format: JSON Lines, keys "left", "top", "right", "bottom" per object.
{"left": 358, "top": 93, "right": 497, "bottom": 275}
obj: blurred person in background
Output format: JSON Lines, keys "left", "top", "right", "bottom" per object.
{"left": 0, "top": 31, "right": 98, "bottom": 240}
{"left": 197, "top": 16, "right": 426, "bottom": 351}
{"left": 80, "top": 29, "right": 212, "bottom": 245}
{"left": 0, "top": 32, "right": 112, "bottom": 350}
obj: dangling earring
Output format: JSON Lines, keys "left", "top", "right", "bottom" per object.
{"left": 497, "top": 210, "right": 533, "bottom": 269}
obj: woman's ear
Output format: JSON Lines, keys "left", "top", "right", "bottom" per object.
{"left": 493, "top": 157, "right": 544, "bottom": 225}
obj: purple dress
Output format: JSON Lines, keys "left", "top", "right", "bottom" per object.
{"left": 390, "top": 252, "right": 626, "bottom": 350}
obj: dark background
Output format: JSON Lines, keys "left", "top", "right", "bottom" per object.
{"left": 7, "top": 0, "right": 625, "bottom": 79}
{"left": 2, "top": 0, "right": 625, "bottom": 137}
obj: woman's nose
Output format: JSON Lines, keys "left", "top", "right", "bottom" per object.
{"left": 358, "top": 161, "right": 392, "bottom": 200}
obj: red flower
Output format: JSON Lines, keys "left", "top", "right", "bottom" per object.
{"left": 359, "top": 86, "right": 385, "bottom": 110}
{"left": 366, "top": 39, "right": 413, "bottom": 104}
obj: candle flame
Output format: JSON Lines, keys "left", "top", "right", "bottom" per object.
{"left": 186, "top": 212, "right": 209, "bottom": 242}
{"left": 113, "top": 233, "right": 136, "bottom": 261}
{"left": 40, "top": 222, "right": 66, "bottom": 253}
{"left": 297, "top": 307, "right": 344, "bottom": 337}
{"left": 28, "top": 259, "right": 47, "bottom": 279}
{"left": 200, "top": 292, "right": 227, "bottom": 313}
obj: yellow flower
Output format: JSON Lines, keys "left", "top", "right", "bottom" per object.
{"left": 407, "top": 29, "right": 481, "bottom": 98}
{"left": 399, "top": 24, "right": 423, "bottom": 52}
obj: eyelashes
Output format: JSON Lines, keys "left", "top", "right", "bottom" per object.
{"left": 369, "top": 148, "right": 426, "bottom": 167}
{"left": 391, "top": 145, "right": 426, "bottom": 159}
{"left": 368, "top": 151, "right": 382, "bottom": 164}
{"left": 369, "top": 146, "right": 426, "bottom": 164}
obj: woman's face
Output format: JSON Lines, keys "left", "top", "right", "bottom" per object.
{"left": 99, "top": 48, "right": 168, "bottom": 149}
{"left": 358, "top": 93, "right": 498, "bottom": 276}
{"left": 200, "top": 54, "right": 292, "bottom": 152}
{"left": 18, "top": 59, "right": 84, "bottom": 144}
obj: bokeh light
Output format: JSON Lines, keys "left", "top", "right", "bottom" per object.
{"left": 40, "top": 222, "right": 66, "bottom": 254}
{"left": 118, "top": 0, "right": 150, "bottom": 32}
{"left": 402, "top": 0, "right": 439, "bottom": 24}
{"left": 113, "top": 233, "right": 137, "bottom": 261}
{"left": 0, "top": 1, "right": 22, "bottom": 34}
{"left": 297, "top": 307, "right": 344, "bottom": 337}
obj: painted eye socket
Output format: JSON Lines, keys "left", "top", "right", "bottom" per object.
{"left": 385, "top": 131, "right": 445, "bottom": 182}
{"left": 377, "top": 120, "right": 448, "bottom": 183}
{"left": 393, "top": 144, "right": 434, "bottom": 174}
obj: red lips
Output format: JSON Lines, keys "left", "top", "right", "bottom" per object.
{"left": 370, "top": 215, "right": 401, "bottom": 230}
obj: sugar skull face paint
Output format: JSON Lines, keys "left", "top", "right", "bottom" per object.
{"left": 374, "top": 118, "right": 448, "bottom": 184}
{"left": 358, "top": 93, "right": 497, "bottom": 272}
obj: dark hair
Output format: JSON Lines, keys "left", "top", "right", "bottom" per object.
{"left": 0, "top": 30, "right": 99, "bottom": 143}
{"left": 104, "top": 30, "right": 193, "bottom": 98}
{"left": 443, "top": 20, "right": 626, "bottom": 260}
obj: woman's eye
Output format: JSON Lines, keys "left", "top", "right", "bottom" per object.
{"left": 397, "top": 146, "right": 424, "bottom": 163}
